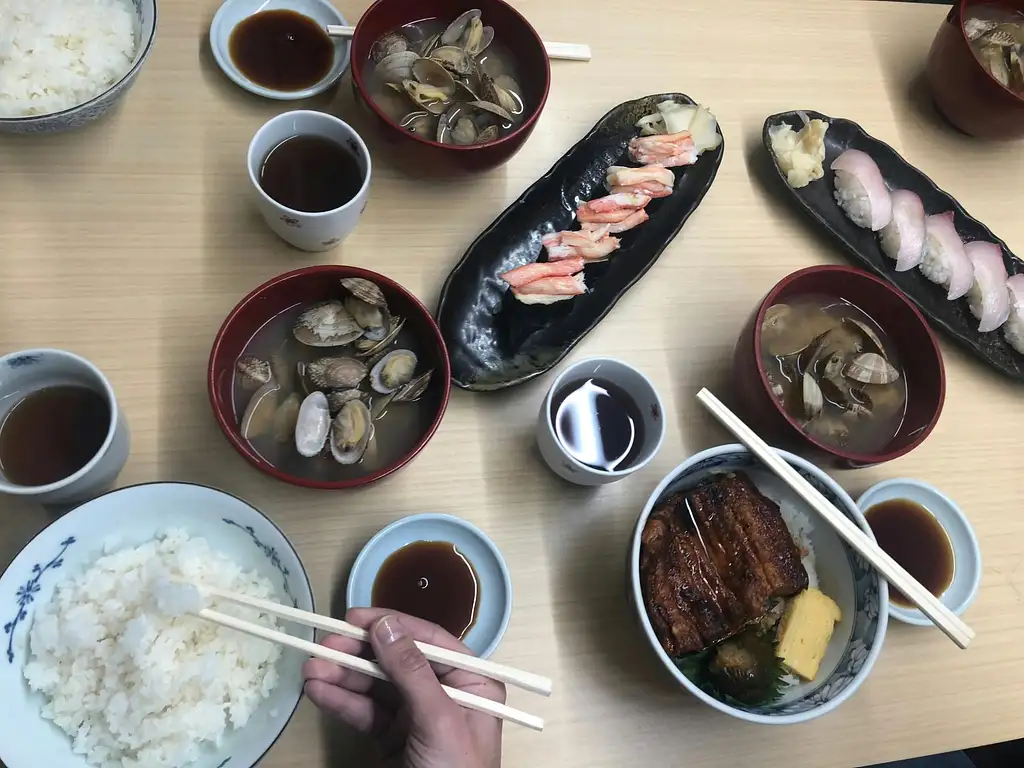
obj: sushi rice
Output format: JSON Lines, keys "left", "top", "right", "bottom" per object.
{"left": 1004, "top": 276, "right": 1024, "bottom": 354}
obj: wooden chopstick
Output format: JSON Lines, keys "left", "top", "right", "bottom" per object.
{"left": 695, "top": 387, "right": 975, "bottom": 650}
{"left": 195, "top": 584, "right": 553, "bottom": 697}
{"left": 324, "top": 25, "right": 592, "bottom": 62}
{"left": 199, "top": 608, "right": 545, "bottom": 731}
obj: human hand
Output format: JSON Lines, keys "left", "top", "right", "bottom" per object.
{"left": 303, "top": 608, "right": 504, "bottom": 768}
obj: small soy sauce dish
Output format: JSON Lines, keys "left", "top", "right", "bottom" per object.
{"left": 536, "top": 357, "right": 666, "bottom": 486}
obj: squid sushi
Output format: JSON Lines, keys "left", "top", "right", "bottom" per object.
{"left": 1003, "top": 275, "right": 1024, "bottom": 355}
{"left": 831, "top": 149, "right": 892, "bottom": 231}
{"left": 965, "top": 241, "right": 1011, "bottom": 332}
{"left": 878, "top": 190, "right": 926, "bottom": 271}
{"left": 920, "top": 212, "right": 974, "bottom": 300}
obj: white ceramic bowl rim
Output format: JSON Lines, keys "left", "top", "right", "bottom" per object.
{"left": 628, "top": 443, "right": 889, "bottom": 725}
{"left": 0, "top": 481, "right": 315, "bottom": 768}
{"left": 346, "top": 513, "right": 513, "bottom": 659}
{"left": 0, "top": 0, "right": 158, "bottom": 124}
{"left": 0, "top": 349, "right": 120, "bottom": 496}
{"left": 857, "top": 477, "right": 982, "bottom": 625}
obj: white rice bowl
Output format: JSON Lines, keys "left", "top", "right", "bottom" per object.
{"left": 0, "top": 0, "right": 138, "bottom": 118}
{"left": 0, "top": 483, "right": 314, "bottom": 768}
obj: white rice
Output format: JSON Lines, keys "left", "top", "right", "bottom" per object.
{"left": 23, "top": 531, "right": 283, "bottom": 768}
{"left": 832, "top": 170, "right": 873, "bottom": 229}
{"left": 0, "top": 0, "right": 137, "bottom": 118}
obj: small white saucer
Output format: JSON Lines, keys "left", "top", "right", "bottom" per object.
{"left": 857, "top": 478, "right": 981, "bottom": 626}
{"left": 346, "top": 514, "right": 513, "bottom": 658}
{"left": 209, "top": 0, "right": 350, "bottom": 100}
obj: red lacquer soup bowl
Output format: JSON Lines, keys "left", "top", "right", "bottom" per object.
{"left": 208, "top": 266, "right": 452, "bottom": 489}
{"left": 349, "top": 0, "right": 551, "bottom": 174}
{"left": 732, "top": 266, "right": 946, "bottom": 468}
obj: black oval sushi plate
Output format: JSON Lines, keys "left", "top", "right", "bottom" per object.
{"left": 436, "top": 93, "right": 724, "bottom": 391}
{"left": 763, "top": 109, "right": 1024, "bottom": 383}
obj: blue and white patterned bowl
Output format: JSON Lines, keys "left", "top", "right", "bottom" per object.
{"left": 628, "top": 444, "right": 887, "bottom": 725}
{"left": 0, "top": 0, "right": 158, "bottom": 134}
{"left": 0, "top": 482, "right": 313, "bottom": 768}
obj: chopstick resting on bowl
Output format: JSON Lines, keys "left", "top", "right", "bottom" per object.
{"left": 198, "top": 606, "right": 544, "bottom": 731}
{"left": 695, "top": 387, "right": 975, "bottom": 650}
{"left": 195, "top": 583, "right": 552, "bottom": 696}
{"left": 325, "top": 25, "right": 592, "bottom": 62}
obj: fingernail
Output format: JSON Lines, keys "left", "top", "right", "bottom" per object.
{"left": 375, "top": 615, "right": 405, "bottom": 645}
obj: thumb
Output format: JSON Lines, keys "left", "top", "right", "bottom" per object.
{"left": 371, "top": 615, "right": 454, "bottom": 731}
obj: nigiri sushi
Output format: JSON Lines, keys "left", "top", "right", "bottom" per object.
{"left": 965, "top": 241, "right": 1010, "bottom": 332}
{"left": 919, "top": 212, "right": 974, "bottom": 300}
{"left": 542, "top": 229, "right": 620, "bottom": 262}
{"left": 1003, "top": 275, "right": 1024, "bottom": 354}
{"left": 878, "top": 190, "right": 926, "bottom": 272}
{"left": 499, "top": 257, "right": 585, "bottom": 289}
{"left": 512, "top": 273, "right": 587, "bottom": 305}
{"left": 831, "top": 149, "right": 892, "bottom": 231}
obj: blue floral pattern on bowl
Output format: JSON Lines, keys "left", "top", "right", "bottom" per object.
{"left": 223, "top": 519, "right": 296, "bottom": 607}
{"left": 5, "top": 354, "right": 40, "bottom": 369}
{"left": 648, "top": 448, "right": 884, "bottom": 719}
{"left": 3, "top": 537, "right": 75, "bottom": 664}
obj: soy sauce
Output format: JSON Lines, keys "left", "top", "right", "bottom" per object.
{"left": 259, "top": 135, "right": 363, "bottom": 213}
{"left": 372, "top": 541, "right": 479, "bottom": 639}
{"left": 0, "top": 386, "right": 110, "bottom": 487}
{"left": 866, "top": 498, "right": 955, "bottom": 607}
{"left": 229, "top": 10, "right": 335, "bottom": 92}
{"left": 551, "top": 378, "right": 645, "bottom": 471}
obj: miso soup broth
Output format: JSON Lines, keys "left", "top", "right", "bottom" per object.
{"left": 363, "top": 10, "right": 530, "bottom": 146}
{"left": 231, "top": 295, "right": 442, "bottom": 483}
{"left": 760, "top": 295, "right": 908, "bottom": 455}
{"left": 965, "top": 4, "right": 1024, "bottom": 96}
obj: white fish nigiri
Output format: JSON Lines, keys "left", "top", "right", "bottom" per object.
{"left": 878, "top": 190, "right": 926, "bottom": 271}
{"left": 919, "top": 212, "right": 974, "bottom": 300}
{"left": 965, "top": 241, "right": 1011, "bottom": 332}
{"left": 831, "top": 149, "right": 892, "bottom": 231}
{"left": 1003, "top": 275, "right": 1024, "bottom": 355}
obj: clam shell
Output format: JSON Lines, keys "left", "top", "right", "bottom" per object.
{"left": 273, "top": 393, "right": 302, "bottom": 444}
{"left": 844, "top": 353, "right": 900, "bottom": 385}
{"left": 371, "top": 31, "right": 411, "bottom": 64}
{"left": 843, "top": 317, "right": 885, "bottom": 356}
{"left": 401, "top": 111, "right": 436, "bottom": 137}
{"left": 330, "top": 400, "right": 373, "bottom": 464}
{"left": 370, "top": 390, "right": 397, "bottom": 420}
{"left": 293, "top": 301, "right": 364, "bottom": 347}
{"left": 429, "top": 45, "right": 475, "bottom": 76}
{"left": 474, "top": 124, "right": 499, "bottom": 144}
{"left": 394, "top": 369, "right": 433, "bottom": 402}
{"left": 355, "top": 316, "right": 405, "bottom": 357}
{"left": 803, "top": 373, "right": 823, "bottom": 420}
{"left": 377, "top": 50, "right": 420, "bottom": 84}
{"left": 469, "top": 99, "right": 514, "bottom": 123}
{"left": 370, "top": 349, "right": 418, "bottom": 394}
{"left": 295, "top": 391, "right": 331, "bottom": 457}
{"left": 345, "top": 295, "right": 389, "bottom": 337}
{"left": 306, "top": 357, "right": 368, "bottom": 389}
{"left": 419, "top": 32, "right": 441, "bottom": 57}
{"left": 327, "top": 388, "right": 366, "bottom": 415}
{"left": 240, "top": 382, "right": 279, "bottom": 440}
{"left": 402, "top": 80, "right": 452, "bottom": 115}
{"left": 452, "top": 116, "right": 478, "bottom": 145}
{"left": 236, "top": 355, "right": 272, "bottom": 390}
{"left": 441, "top": 9, "right": 482, "bottom": 46}
{"left": 341, "top": 277, "right": 387, "bottom": 308}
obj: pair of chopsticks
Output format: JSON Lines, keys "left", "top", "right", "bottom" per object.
{"left": 325, "top": 25, "right": 592, "bottom": 62}
{"left": 696, "top": 388, "right": 975, "bottom": 650}
{"left": 194, "top": 584, "right": 551, "bottom": 731}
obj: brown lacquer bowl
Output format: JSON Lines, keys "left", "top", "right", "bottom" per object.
{"left": 349, "top": 0, "right": 551, "bottom": 174}
{"left": 927, "top": 0, "right": 1024, "bottom": 140}
{"left": 732, "top": 266, "right": 946, "bottom": 468}
{"left": 208, "top": 266, "right": 451, "bottom": 489}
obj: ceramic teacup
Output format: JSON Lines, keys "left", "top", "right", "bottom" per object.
{"left": 247, "top": 110, "right": 372, "bottom": 252}
{"left": 0, "top": 350, "right": 130, "bottom": 506}
{"left": 536, "top": 357, "right": 665, "bottom": 486}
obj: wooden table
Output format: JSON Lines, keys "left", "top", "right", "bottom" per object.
{"left": 2, "top": 0, "right": 1023, "bottom": 765}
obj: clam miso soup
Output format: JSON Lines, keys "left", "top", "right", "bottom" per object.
{"left": 231, "top": 278, "right": 440, "bottom": 482}
{"left": 760, "top": 295, "right": 908, "bottom": 455}
{"left": 363, "top": 9, "right": 529, "bottom": 146}
{"left": 964, "top": 4, "right": 1024, "bottom": 97}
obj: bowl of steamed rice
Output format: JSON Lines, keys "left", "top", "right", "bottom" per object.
{"left": 0, "top": 482, "right": 314, "bottom": 768}
{"left": 0, "top": 0, "right": 157, "bottom": 133}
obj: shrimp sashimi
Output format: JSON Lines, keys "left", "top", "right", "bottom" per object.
{"left": 576, "top": 192, "right": 652, "bottom": 224}
{"left": 543, "top": 229, "right": 620, "bottom": 262}
{"left": 628, "top": 131, "right": 698, "bottom": 168}
{"left": 499, "top": 256, "right": 585, "bottom": 289}
{"left": 512, "top": 273, "right": 587, "bottom": 305}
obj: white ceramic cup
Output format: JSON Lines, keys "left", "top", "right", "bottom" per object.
{"left": 247, "top": 110, "right": 372, "bottom": 252}
{"left": 536, "top": 357, "right": 666, "bottom": 486}
{"left": 0, "top": 350, "right": 130, "bottom": 506}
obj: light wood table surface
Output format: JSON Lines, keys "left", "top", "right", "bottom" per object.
{"left": 2, "top": 0, "right": 1023, "bottom": 766}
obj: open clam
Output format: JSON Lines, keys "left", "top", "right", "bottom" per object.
{"left": 371, "top": 349, "right": 418, "bottom": 394}
{"left": 441, "top": 10, "right": 494, "bottom": 56}
{"left": 341, "top": 277, "right": 388, "bottom": 308}
{"left": 469, "top": 99, "right": 514, "bottom": 124}
{"left": 293, "top": 301, "right": 364, "bottom": 347}
{"left": 394, "top": 369, "right": 433, "bottom": 402}
{"left": 306, "top": 357, "right": 368, "bottom": 389}
{"left": 295, "top": 391, "right": 331, "bottom": 457}
{"left": 327, "top": 388, "right": 366, "bottom": 415}
{"left": 355, "top": 315, "right": 405, "bottom": 357}
{"left": 372, "top": 31, "right": 411, "bottom": 64}
{"left": 377, "top": 50, "right": 420, "bottom": 84}
{"left": 240, "top": 382, "right": 280, "bottom": 440}
{"left": 330, "top": 400, "right": 373, "bottom": 464}
{"left": 402, "top": 80, "right": 452, "bottom": 115}
{"left": 429, "top": 45, "right": 475, "bottom": 77}
{"left": 236, "top": 356, "right": 272, "bottom": 390}
{"left": 437, "top": 105, "right": 480, "bottom": 145}
{"left": 401, "top": 111, "right": 436, "bottom": 137}
{"left": 345, "top": 295, "right": 390, "bottom": 341}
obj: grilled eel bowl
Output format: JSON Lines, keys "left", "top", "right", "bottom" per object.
{"left": 628, "top": 444, "right": 887, "bottom": 724}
